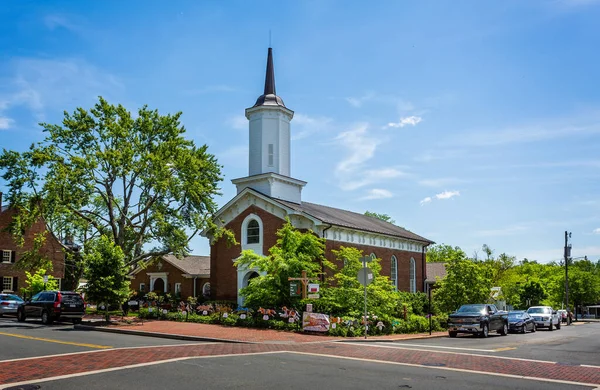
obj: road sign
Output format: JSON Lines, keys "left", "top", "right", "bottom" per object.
{"left": 308, "top": 283, "right": 319, "bottom": 293}
{"left": 308, "top": 294, "right": 320, "bottom": 299}
{"left": 357, "top": 267, "right": 373, "bottom": 286}
{"left": 43, "top": 275, "right": 48, "bottom": 283}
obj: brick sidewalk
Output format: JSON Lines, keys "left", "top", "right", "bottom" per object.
{"left": 96, "top": 320, "right": 448, "bottom": 343}
{"left": 1, "top": 341, "right": 599, "bottom": 386}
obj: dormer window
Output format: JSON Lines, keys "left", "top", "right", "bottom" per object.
{"left": 247, "top": 220, "right": 260, "bottom": 244}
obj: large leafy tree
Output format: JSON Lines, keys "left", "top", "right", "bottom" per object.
{"left": 364, "top": 211, "right": 395, "bottom": 225}
{"left": 0, "top": 97, "right": 226, "bottom": 280}
{"left": 426, "top": 244, "right": 465, "bottom": 263}
{"left": 82, "top": 235, "right": 130, "bottom": 321}
{"left": 235, "top": 219, "right": 331, "bottom": 309}
{"left": 434, "top": 254, "right": 492, "bottom": 312}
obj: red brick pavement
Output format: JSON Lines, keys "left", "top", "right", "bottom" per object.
{"left": 104, "top": 320, "right": 448, "bottom": 343}
{"left": 1, "top": 342, "right": 599, "bottom": 386}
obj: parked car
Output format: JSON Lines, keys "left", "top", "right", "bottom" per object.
{"left": 507, "top": 311, "right": 536, "bottom": 333}
{"left": 447, "top": 304, "right": 509, "bottom": 338}
{"left": 17, "top": 291, "right": 85, "bottom": 325}
{"left": 526, "top": 306, "right": 561, "bottom": 330}
{"left": 0, "top": 294, "right": 24, "bottom": 317}
{"left": 557, "top": 309, "right": 569, "bottom": 323}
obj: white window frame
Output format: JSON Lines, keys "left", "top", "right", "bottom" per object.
{"left": 241, "top": 214, "right": 263, "bottom": 254}
{"left": 139, "top": 283, "right": 146, "bottom": 292}
{"left": 391, "top": 255, "right": 398, "bottom": 290}
{"left": 174, "top": 283, "right": 182, "bottom": 295}
{"left": 409, "top": 257, "right": 416, "bottom": 293}
{"left": 2, "top": 277, "right": 13, "bottom": 292}
{"left": 268, "top": 144, "right": 274, "bottom": 166}
{"left": 2, "top": 250, "right": 11, "bottom": 263}
{"left": 246, "top": 220, "right": 260, "bottom": 244}
{"left": 55, "top": 278, "right": 62, "bottom": 291}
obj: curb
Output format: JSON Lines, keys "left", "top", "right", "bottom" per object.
{"left": 74, "top": 324, "right": 245, "bottom": 344}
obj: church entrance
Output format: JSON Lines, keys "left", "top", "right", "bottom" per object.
{"left": 244, "top": 271, "right": 259, "bottom": 287}
{"left": 153, "top": 278, "right": 164, "bottom": 292}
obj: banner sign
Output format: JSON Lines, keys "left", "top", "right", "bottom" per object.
{"left": 290, "top": 282, "right": 302, "bottom": 297}
{"left": 302, "top": 312, "right": 330, "bottom": 332}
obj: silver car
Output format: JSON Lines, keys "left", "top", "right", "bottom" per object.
{"left": 0, "top": 294, "right": 24, "bottom": 316}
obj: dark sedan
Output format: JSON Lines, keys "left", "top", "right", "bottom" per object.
{"left": 508, "top": 311, "right": 536, "bottom": 333}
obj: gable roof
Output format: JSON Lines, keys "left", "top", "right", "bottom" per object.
{"left": 131, "top": 254, "right": 210, "bottom": 277}
{"left": 425, "top": 262, "right": 447, "bottom": 283}
{"left": 274, "top": 197, "right": 434, "bottom": 244}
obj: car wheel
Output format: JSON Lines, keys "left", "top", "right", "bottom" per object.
{"left": 520, "top": 325, "right": 526, "bottom": 334}
{"left": 500, "top": 323, "right": 508, "bottom": 336}
{"left": 41, "top": 310, "right": 53, "bottom": 325}
{"left": 549, "top": 322, "right": 553, "bottom": 331}
{"left": 17, "top": 309, "right": 26, "bottom": 322}
{"left": 480, "top": 323, "right": 489, "bottom": 338}
{"left": 449, "top": 331, "right": 457, "bottom": 338}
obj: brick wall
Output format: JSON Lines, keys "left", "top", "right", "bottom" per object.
{"left": 210, "top": 204, "right": 427, "bottom": 301}
{"left": 0, "top": 208, "right": 65, "bottom": 294}
{"left": 129, "top": 259, "right": 209, "bottom": 300}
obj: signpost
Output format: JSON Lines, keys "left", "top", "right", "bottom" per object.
{"left": 43, "top": 275, "right": 48, "bottom": 290}
{"left": 288, "top": 270, "right": 320, "bottom": 299}
{"left": 357, "top": 255, "right": 373, "bottom": 339}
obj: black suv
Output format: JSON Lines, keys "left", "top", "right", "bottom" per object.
{"left": 17, "top": 291, "right": 85, "bottom": 325}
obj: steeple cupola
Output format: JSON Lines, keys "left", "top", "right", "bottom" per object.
{"left": 233, "top": 47, "right": 305, "bottom": 204}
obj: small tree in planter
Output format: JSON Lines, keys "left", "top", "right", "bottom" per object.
{"left": 82, "top": 235, "right": 130, "bottom": 322}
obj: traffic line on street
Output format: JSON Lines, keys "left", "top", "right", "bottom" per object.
{"left": 287, "top": 351, "right": 600, "bottom": 389}
{"left": 494, "top": 347, "right": 517, "bottom": 352}
{"left": 364, "top": 342, "right": 511, "bottom": 353}
{"left": 0, "top": 351, "right": 285, "bottom": 390}
{"left": 0, "top": 331, "right": 112, "bottom": 349}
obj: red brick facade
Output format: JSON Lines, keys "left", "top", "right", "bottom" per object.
{"left": 0, "top": 207, "right": 65, "bottom": 294}
{"left": 129, "top": 260, "right": 209, "bottom": 300}
{"left": 210, "top": 204, "right": 426, "bottom": 302}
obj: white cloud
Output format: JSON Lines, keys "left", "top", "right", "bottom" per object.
{"left": 420, "top": 197, "right": 432, "bottom": 206}
{"left": 435, "top": 190, "right": 460, "bottom": 200}
{"left": 0, "top": 117, "right": 14, "bottom": 130}
{"left": 386, "top": 116, "right": 422, "bottom": 129}
{"left": 345, "top": 92, "right": 375, "bottom": 108}
{"left": 227, "top": 114, "right": 247, "bottom": 130}
{"left": 360, "top": 189, "right": 393, "bottom": 200}
{"left": 292, "top": 113, "right": 334, "bottom": 140}
{"left": 593, "top": 228, "right": 600, "bottom": 235}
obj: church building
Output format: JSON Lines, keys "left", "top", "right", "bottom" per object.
{"left": 204, "top": 48, "right": 434, "bottom": 307}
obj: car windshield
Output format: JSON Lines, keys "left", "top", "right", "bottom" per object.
{"left": 457, "top": 305, "right": 486, "bottom": 313}
{"left": 0, "top": 294, "right": 23, "bottom": 302}
{"left": 527, "top": 307, "right": 551, "bottom": 314}
{"left": 509, "top": 313, "right": 525, "bottom": 319}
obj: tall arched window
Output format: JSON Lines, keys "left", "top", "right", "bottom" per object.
{"left": 390, "top": 255, "right": 398, "bottom": 290}
{"left": 409, "top": 257, "right": 416, "bottom": 293}
{"left": 370, "top": 253, "right": 376, "bottom": 261}
{"left": 247, "top": 220, "right": 260, "bottom": 244}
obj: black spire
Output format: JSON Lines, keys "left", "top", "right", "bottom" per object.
{"left": 253, "top": 47, "right": 286, "bottom": 108}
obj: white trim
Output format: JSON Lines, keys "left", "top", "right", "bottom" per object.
{"left": 241, "top": 213, "right": 264, "bottom": 255}
{"left": 322, "top": 227, "right": 426, "bottom": 253}
{"left": 409, "top": 257, "right": 416, "bottom": 293}
{"left": 391, "top": 255, "right": 398, "bottom": 290}
{"left": 139, "top": 283, "right": 146, "bottom": 292}
{"left": 149, "top": 273, "right": 168, "bottom": 293}
{"left": 2, "top": 276, "right": 13, "bottom": 292}
{"left": 174, "top": 283, "right": 182, "bottom": 295}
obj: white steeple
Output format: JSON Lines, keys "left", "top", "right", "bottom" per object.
{"left": 232, "top": 48, "right": 306, "bottom": 204}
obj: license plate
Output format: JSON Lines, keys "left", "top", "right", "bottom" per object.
{"left": 69, "top": 304, "right": 76, "bottom": 308}
{"left": 459, "top": 327, "right": 468, "bottom": 331}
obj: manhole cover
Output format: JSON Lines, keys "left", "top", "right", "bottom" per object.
{"left": 422, "top": 362, "right": 446, "bottom": 367}
{"left": 4, "top": 385, "right": 41, "bottom": 390}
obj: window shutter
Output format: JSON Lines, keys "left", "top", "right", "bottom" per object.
{"left": 10, "top": 251, "right": 16, "bottom": 263}
{"left": 13, "top": 277, "right": 18, "bottom": 293}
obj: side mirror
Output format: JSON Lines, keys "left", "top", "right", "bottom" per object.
{"left": 552, "top": 311, "right": 557, "bottom": 315}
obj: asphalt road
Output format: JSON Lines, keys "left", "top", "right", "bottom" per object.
{"left": 31, "top": 353, "right": 597, "bottom": 390}
{"left": 0, "top": 317, "right": 196, "bottom": 361}
{"left": 362, "top": 321, "right": 600, "bottom": 367}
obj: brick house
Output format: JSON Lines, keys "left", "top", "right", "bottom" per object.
{"left": 203, "top": 48, "right": 434, "bottom": 307}
{"left": 129, "top": 254, "right": 210, "bottom": 300}
{"left": 0, "top": 195, "right": 66, "bottom": 294}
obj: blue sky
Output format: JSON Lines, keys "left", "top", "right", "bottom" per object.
{"left": 1, "top": 1, "right": 599, "bottom": 263}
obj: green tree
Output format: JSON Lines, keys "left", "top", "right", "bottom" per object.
{"left": 364, "top": 211, "right": 395, "bottom": 225}
{"left": 0, "top": 97, "right": 229, "bottom": 274}
{"left": 82, "top": 235, "right": 130, "bottom": 321}
{"left": 434, "top": 254, "right": 492, "bottom": 313}
{"left": 519, "top": 280, "right": 547, "bottom": 307}
{"left": 21, "top": 268, "right": 59, "bottom": 298}
{"left": 235, "top": 219, "right": 332, "bottom": 309}
{"left": 426, "top": 244, "right": 466, "bottom": 263}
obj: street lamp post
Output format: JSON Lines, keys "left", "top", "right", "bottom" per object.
{"left": 564, "top": 231, "right": 571, "bottom": 325}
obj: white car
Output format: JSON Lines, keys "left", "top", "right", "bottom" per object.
{"left": 526, "top": 306, "right": 561, "bottom": 330}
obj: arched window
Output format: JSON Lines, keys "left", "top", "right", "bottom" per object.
{"left": 202, "top": 282, "right": 211, "bottom": 298}
{"left": 390, "top": 255, "right": 398, "bottom": 290}
{"left": 247, "top": 220, "right": 260, "bottom": 244}
{"left": 409, "top": 257, "right": 416, "bottom": 293}
{"left": 370, "top": 253, "right": 376, "bottom": 260}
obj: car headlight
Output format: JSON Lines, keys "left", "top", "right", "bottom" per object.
{"left": 515, "top": 322, "right": 523, "bottom": 326}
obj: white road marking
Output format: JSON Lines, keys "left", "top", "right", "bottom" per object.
{"left": 288, "top": 351, "right": 600, "bottom": 389}
{"left": 0, "top": 351, "right": 285, "bottom": 390}
{"left": 0, "top": 342, "right": 216, "bottom": 364}
{"left": 374, "top": 342, "right": 502, "bottom": 352}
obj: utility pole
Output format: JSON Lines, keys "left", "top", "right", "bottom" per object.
{"left": 564, "top": 231, "right": 571, "bottom": 325}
